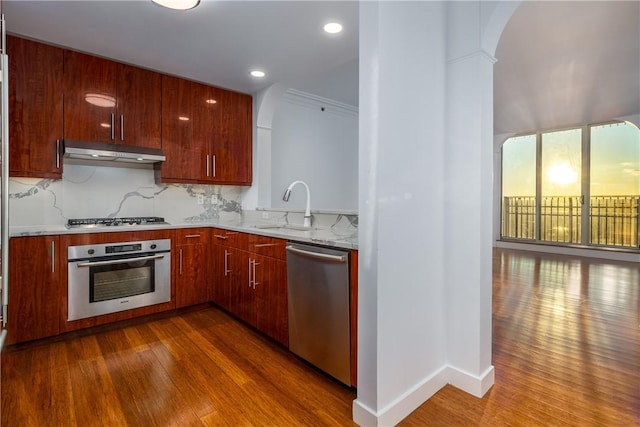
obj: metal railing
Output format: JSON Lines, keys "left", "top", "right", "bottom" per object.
{"left": 502, "top": 195, "right": 639, "bottom": 248}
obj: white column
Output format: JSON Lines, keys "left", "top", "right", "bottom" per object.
{"left": 354, "top": 2, "right": 449, "bottom": 425}
{"left": 444, "top": 1, "right": 496, "bottom": 396}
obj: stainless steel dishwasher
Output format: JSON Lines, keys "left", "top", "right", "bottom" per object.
{"left": 286, "top": 242, "right": 351, "bottom": 385}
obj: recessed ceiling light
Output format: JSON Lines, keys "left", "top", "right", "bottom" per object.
{"left": 250, "top": 70, "right": 266, "bottom": 78}
{"left": 324, "top": 22, "right": 343, "bottom": 34}
{"left": 151, "top": 0, "right": 200, "bottom": 10}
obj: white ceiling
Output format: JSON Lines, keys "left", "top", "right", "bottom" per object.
{"left": 494, "top": 1, "right": 640, "bottom": 135}
{"left": 2, "top": 0, "right": 359, "bottom": 106}
{"left": 2, "top": 1, "right": 638, "bottom": 135}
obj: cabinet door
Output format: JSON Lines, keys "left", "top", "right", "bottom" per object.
{"left": 230, "top": 251, "right": 256, "bottom": 326}
{"left": 117, "top": 64, "right": 161, "bottom": 148}
{"left": 211, "top": 89, "right": 252, "bottom": 185}
{"left": 175, "top": 230, "right": 210, "bottom": 308}
{"left": 7, "top": 236, "right": 60, "bottom": 344}
{"left": 252, "top": 253, "right": 288, "bottom": 346}
{"left": 160, "top": 76, "right": 206, "bottom": 182}
{"left": 8, "top": 36, "right": 63, "bottom": 178}
{"left": 210, "top": 243, "right": 237, "bottom": 311}
{"left": 63, "top": 50, "right": 117, "bottom": 143}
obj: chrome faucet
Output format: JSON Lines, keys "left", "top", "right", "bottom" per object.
{"left": 283, "top": 180, "right": 312, "bottom": 227}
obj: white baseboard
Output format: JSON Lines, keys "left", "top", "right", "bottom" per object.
{"left": 352, "top": 366, "right": 448, "bottom": 426}
{"left": 352, "top": 365, "right": 494, "bottom": 426}
{"left": 447, "top": 365, "right": 495, "bottom": 397}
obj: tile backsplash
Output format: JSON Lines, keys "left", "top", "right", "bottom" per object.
{"left": 9, "top": 164, "right": 246, "bottom": 227}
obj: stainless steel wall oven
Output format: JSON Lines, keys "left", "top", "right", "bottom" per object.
{"left": 67, "top": 239, "right": 171, "bottom": 321}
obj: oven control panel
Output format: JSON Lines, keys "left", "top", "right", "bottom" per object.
{"left": 68, "top": 239, "right": 171, "bottom": 261}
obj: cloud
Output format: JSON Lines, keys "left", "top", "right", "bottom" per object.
{"left": 622, "top": 168, "right": 640, "bottom": 177}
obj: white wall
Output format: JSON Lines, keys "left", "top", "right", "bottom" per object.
{"left": 270, "top": 90, "right": 358, "bottom": 212}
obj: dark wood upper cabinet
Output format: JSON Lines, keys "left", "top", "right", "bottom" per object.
{"left": 160, "top": 75, "right": 206, "bottom": 182}
{"left": 211, "top": 89, "right": 252, "bottom": 184}
{"left": 63, "top": 50, "right": 161, "bottom": 148}
{"left": 159, "top": 75, "right": 252, "bottom": 185}
{"left": 9, "top": 37, "right": 249, "bottom": 181}
{"left": 8, "top": 35, "right": 64, "bottom": 178}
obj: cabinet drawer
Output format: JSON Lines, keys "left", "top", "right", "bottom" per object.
{"left": 175, "top": 228, "right": 210, "bottom": 245}
{"left": 211, "top": 228, "right": 242, "bottom": 248}
{"left": 244, "top": 234, "right": 287, "bottom": 260}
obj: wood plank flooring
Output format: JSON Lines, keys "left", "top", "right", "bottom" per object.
{"left": 400, "top": 248, "right": 640, "bottom": 426}
{"left": 2, "top": 307, "right": 357, "bottom": 426}
{"left": 2, "top": 248, "right": 639, "bottom": 426}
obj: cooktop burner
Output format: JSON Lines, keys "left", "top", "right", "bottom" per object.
{"left": 66, "top": 216, "right": 168, "bottom": 228}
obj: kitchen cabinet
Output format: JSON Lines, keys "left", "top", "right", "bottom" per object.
{"left": 208, "top": 88, "right": 252, "bottom": 184}
{"left": 211, "top": 230, "right": 288, "bottom": 346}
{"left": 159, "top": 75, "right": 252, "bottom": 185}
{"left": 7, "top": 236, "right": 60, "bottom": 344}
{"left": 210, "top": 229, "right": 242, "bottom": 311}
{"left": 63, "top": 50, "right": 161, "bottom": 148}
{"left": 8, "top": 36, "right": 64, "bottom": 178}
{"left": 247, "top": 252, "right": 287, "bottom": 346}
{"left": 237, "top": 233, "right": 288, "bottom": 346}
{"left": 174, "top": 228, "right": 210, "bottom": 308}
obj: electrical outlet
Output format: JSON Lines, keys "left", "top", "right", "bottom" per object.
{"left": 262, "top": 212, "right": 269, "bottom": 219}
{"left": 197, "top": 194, "right": 204, "bottom": 205}
{"left": 211, "top": 194, "right": 219, "bottom": 204}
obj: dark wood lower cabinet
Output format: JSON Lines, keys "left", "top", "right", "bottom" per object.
{"left": 7, "top": 236, "right": 61, "bottom": 344}
{"left": 6, "top": 229, "right": 353, "bottom": 375}
{"left": 251, "top": 253, "right": 288, "bottom": 346}
{"left": 174, "top": 228, "right": 210, "bottom": 308}
{"left": 211, "top": 230, "right": 288, "bottom": 347}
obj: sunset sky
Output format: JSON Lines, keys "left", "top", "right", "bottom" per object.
{"left": 502, "top": 122, "right": 640, "bottom": 198}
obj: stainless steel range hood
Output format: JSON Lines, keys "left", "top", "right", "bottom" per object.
{"left": 63, "top": 140, "right": 166, "bottom": 164}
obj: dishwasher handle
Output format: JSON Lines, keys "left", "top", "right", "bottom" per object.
{"left": 286, "top": 245, "right": 347, "bottom": 263}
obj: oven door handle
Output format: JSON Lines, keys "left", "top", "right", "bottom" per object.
{"left": 76, "top": 254, "right": 165, "bottom": 268}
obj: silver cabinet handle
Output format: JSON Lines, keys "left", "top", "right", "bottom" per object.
{"left": 252, "top": 259, "right": 260, "bottom": 288}
{"left": 179, "top": 249, "right": 183, "bottom": 275}
{"left": 212, "top": 154, "right": 216, "bottom": 177}
{"left": 213, "top": 234, "right": 228, "bottom": 240}
{"left": 55, "top": 139, "right": 60, "bottom": 169}
{"left": 120, "top": 115, "right": 124, "bottom": 141}
{"left": 224, "top": 250, "right": 231, "bottom": 276}
{"left": 253, "top": 243, "right": 278, "bottom": 248}
{"left": 184, "top": 234, "right": 201, "bottom": 238}
{"left": 206, "top": 154, "right": 210, "bottom": 177}
{"left": 110, "top": 113, "right": 115, "bottom": 140}
{"left": 50, "top": 240, "right": 55, "bottom": 273}
{"left": 77, "top": 254, "right": 165, "bottom": 268}
{"left": 248, "top": 258, "right": 252, "bottom": 288}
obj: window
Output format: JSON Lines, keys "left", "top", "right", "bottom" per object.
{"left": 501, "top": 121, "right": 640, "bottom": 249}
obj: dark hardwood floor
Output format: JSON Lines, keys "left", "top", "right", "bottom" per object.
{"left": 2, "top": 248, "right": 639, "bottom": 426}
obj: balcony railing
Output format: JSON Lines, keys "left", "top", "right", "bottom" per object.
{"left": 502, "top": 195, "right": 639, "bottom": 248}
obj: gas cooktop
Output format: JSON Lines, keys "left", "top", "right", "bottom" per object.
{"left": 66, "top": 216, "right": 168, "bottom": 228}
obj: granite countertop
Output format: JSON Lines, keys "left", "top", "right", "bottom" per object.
{"left": 10, "top": 219, "right": 359, "bottom": 250}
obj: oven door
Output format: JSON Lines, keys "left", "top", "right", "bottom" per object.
{"left": 68, "top": 252, "right": 171, "bottom": 321}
